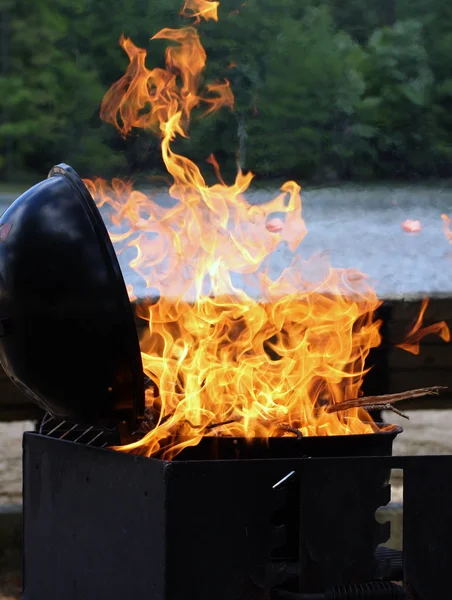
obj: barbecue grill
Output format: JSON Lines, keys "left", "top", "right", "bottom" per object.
{"left": 0, "top": 165, "right": 450, "bottom": 600}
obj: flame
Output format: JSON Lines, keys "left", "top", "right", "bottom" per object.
{"left": 401, "top": 219, "right": 422, "bottom": 233}
{"left": 181, "top": 0, "right": 219, "bottom": 23}
{"left": 396, "top": 298, "right": 450, "bottom": 355}
{"left": 84, "top": 0, "right": 391, "bottom": 459}
{"left": 441, "top": 214, "right": 452, "bottom": 243}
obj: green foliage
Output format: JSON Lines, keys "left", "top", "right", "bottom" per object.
{"left": 245, "top": 7, "right": 365, "bottom": 180}
{"left": 1, "top": 0, "right": 452, "bottom": 182}
{"left": 324, "top": 0, "right": 383, "bottom": 43}
{"left": 350, "top": 20, "right": 434, "bottom": 177}
{"left": 0, "top": 0, "right": 126, "bottom": 178}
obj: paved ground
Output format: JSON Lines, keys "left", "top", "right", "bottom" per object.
{"left": 0, "top": 578, "right": 20, "bottom": 600}
{"left": 384, "top": 408, "right": 452, "bottom": 502}
{"left": 0, "top": 422, "right": 34, "bottom": 506}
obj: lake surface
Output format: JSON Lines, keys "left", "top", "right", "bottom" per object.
{"left": 286, "top": 183, "right": 452, "bottom": 299}
{"left": 3, "top": 182, "right": 452, "bottom": 299}
{"left": 115, "top": 182, "right": 452, "bottom": 299}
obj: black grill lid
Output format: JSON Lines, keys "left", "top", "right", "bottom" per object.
{"left": 0, "top": 163, "right": 144, "bottom": 429}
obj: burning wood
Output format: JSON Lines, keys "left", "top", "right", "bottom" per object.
{"left": 326, "top": 386, "right": 447, "bottom": 420}
{"left": 137, "top": 386, "right": 446, "bottom": 442}
{"left": 185, "top": 417, "right": 241, "bottom": 431}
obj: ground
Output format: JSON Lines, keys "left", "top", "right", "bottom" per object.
{"left": 0, "top": 576, "right": 20, "bottom": 600}
{"left": 0, "top": 422, "right": 33, "bottom": 505}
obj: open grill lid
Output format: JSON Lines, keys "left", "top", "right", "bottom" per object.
{"left": 0, "top": 164, "right": 144, "bottom": 430}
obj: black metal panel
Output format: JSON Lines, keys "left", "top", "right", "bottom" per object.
{"left": 164, "top": 459, "right": 281, "bottom": 599}
{"left": 21, "top": 433, "right": 166, "bottom": 600}
{"left": 21, "top": 434, "right": 452, "bottom": 600}
{"left": 298, "top": 458, "right": 391, "bottom": 591}
{"left": 402, "top": 455, "right": 452, "bottom": 600}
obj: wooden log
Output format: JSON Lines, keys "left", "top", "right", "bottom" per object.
{"left": 387, "top": 368, "right": 452, "bottom": 410}
{"left": 326, "top": 386, "right": 445, "bottom": 413}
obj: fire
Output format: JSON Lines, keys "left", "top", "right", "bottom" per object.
{"left": 181, "top": 0, "right": 219, "bottom": 23}
{"left": 441, "top": 214, "right": 452, "bottom": 243}
{"left": 401, "top": 219, "right": 422, "bottom": 233}
{"left": 84, "top": 0, "right": 390, "bottom": 458}
{"left": 396, "top": 298, "right": 450, "bottom": 355}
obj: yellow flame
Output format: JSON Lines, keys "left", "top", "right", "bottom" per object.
{"left": 396, "top": 298, "right": 450, "bottom": 355}
{"left": 181, "top": 0, "right": 220, "bottom": 23}
{"left": 84, "top": 0, "right": 389, "bottom": 459}
{"left": 441, "top": 214, "right": 452, "bottom": 244}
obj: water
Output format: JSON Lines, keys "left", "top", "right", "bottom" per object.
{"left": 112, "top": 182, "right": 452, "bottom": 300}
{"left": 3, "top": 182, "right": 452, "bottom": 299}
{"left": 288, "top": 183, "right": 452, "bottom": 299}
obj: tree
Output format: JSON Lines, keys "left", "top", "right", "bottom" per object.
{"left": 244, "top": 7, "right": 365, "bottom": 181}
{"left": 350, "top": 20, "right": 434, "bottom": 178}
{"left": 1, "top": 0, "right": 452, "bottom": 182}
{"left": 325, "top": 0, "right": 382, "bottom": 43}
{"left": 0, "top": 0, "right": 128, "bottom": 179}
{"left": 397, "top": 0, "right": 452, "bottom": 175}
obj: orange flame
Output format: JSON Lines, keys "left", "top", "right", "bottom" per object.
{"left": 84, "top": 0, "right": 390, "bottom": 458}
{"left": 181, "top": 0, "right": 219, "bottom": 23}
{"left": 401, "top": 219, "right": 422, "bottom": 233}
{"left": 396, "top": 298, "right": 450, "bottom": 355}
{"left": 441, "top": 214, "right": 452, "bottom": 243}
{"left": 100, "top": 27, "right": 233, "bottom": 140}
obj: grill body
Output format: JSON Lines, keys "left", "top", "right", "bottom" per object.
{"left": 21, "top": 430, "right": 452, "bottom": 600}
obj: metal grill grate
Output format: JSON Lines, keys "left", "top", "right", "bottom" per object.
{"left": 39, "top": 413, "right": 119, "bottom": 447}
